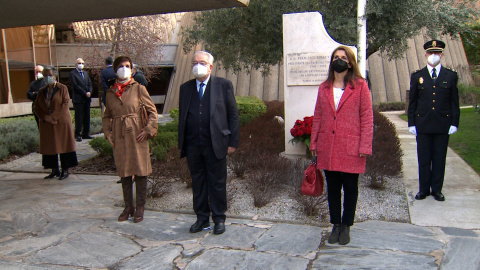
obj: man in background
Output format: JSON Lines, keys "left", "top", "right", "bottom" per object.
{"left": 70, "top": 58, "right": 92, "bottom": 142}
{"left": 27, "top": 65, "right": 46, "bottom": 128}
{"left": 132, "top": 64, "right": 148, "bottom": 87}
{"left": 101, "top": 56, "right": 116, "bottom": 105}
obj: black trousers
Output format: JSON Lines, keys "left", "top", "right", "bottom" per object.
{"left": 416, "top": 133, "right": 449, "bottom": 194}
{"left": 74, "top": 102, "right": 91, "bottom": 137}
{"left": 324, "top": 170, "right": 359, "bottom": 226}
{"left": 186, "top": 145, "right": 227, "bottom": 223}
{"left": 31, "top": 104, "right": 39, "bottom": 129}
{"left": 42, "top": 151, "right": 78, "bottom": 169}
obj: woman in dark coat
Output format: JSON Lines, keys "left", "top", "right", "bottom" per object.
{"left": 34, "top": 66, "right": 78, "bottom": 180}
{"left": 102, "top": 56, "right": 158, "bottom": 223}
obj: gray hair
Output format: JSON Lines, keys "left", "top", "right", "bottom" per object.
{"left": 43, "top": 65, "right": 58, "bottom": 77}
{"left": 193, "top": 51, "right": 214, "bottom": 65}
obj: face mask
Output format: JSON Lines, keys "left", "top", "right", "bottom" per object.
{"left": 36, "top": 73, "right": 44, "bottom": 80}
{"left": 116, "top": 67, "right": 132, "bottom": 80}
{"left": 331, "top": 59, "right": 349, "bottom": 73}
{"left": 192, "top": 64, "right": 208, "bottom": 78}
{"left": 427, "top": 54, "right": 441, "bottom": 66}
{"left": 46, "top": 76, "right": 55, "bottom": 85}
{"left": 77, "top": 64, "right": 84, "bottom": 70}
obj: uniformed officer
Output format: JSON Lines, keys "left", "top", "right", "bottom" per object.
{"left": 408, "top": 39, "right": 460, "bottom": 201}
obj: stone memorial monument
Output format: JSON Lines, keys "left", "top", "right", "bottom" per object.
{"left": 283, "top": 12, "right": 356, "bottom": 156}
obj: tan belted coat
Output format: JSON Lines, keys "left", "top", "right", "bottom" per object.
{"left": 102, "top": 80, "right": 158, "bottom": 177}
{"left": 34, "top": 83, "right": 76, "bottom": 155}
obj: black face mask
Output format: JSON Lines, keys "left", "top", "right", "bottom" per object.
{"left": 331, "top": 59, "right": 349, "bottom": 73}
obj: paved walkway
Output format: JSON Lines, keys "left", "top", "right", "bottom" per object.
{"left": 0, "top": 113, "right": 479, "bottom": 269}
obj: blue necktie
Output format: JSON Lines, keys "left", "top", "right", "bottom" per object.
{"left": 432, "top": 68, "right": 437, "bottom": 83}
{"left": 199, "top": 83, "right": 205, "bottom": 100}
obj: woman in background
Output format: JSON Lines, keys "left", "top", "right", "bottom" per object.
{"left": 103, "top": 56, "right": 157, "bottom": 223}
{"left": 34, "top": 66, "right": 78, "bottom": 180}
{"left": 310, "top": 46, "right": 373, "bottom": 245}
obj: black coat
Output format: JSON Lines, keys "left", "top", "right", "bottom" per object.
{"left": 101, "top": 66, "right": 116, "bottom": 91}
{"left": 408, "top": 66, "right": 460, "bottom": 134}
{"left": 69, "top": 69, "right": 92, "bottom": 104}
{"left": 178, "top": 76, "right": 240, "bottom": 159}
{"left": 133, "top": 70, "right": 148, "bottom": 87}
{"left": 27, "top": 78, "right": 46, "bottom": 101}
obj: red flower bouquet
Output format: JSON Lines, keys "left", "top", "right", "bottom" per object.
{"left": 289, "top": 116, "right": 313, "bottom": 149}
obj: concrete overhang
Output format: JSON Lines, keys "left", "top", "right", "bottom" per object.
{"left": 0, "top": 0, "right": 249, "bottom": 29}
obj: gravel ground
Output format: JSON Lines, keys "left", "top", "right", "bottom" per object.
{"left": 147, "top": 169, "right": 410, "bottom": 225}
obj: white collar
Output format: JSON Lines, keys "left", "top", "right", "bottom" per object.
{"left": 427, "top": 64, "right": 441, "bottom": 76}
{"left": 196, "top": 75, "right": 211, "bottom": 89}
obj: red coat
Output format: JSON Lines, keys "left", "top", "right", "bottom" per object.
{"left": 310, "top": 78, "right": 373, "bottom": 174}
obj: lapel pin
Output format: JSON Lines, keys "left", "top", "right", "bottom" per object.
{"left": 419, "top": 77, "right": 424, "bottom": 84}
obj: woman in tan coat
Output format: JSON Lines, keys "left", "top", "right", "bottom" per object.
{"left": 34, "top": 66, "right": 78, "bottom": 180}
{"left": 102, "top": 56, "right": 157, "bottom": 223}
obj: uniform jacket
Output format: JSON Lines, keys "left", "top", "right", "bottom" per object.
{"left": 102, "top": 79, "right": 158, "bottom": 178}
{"left": 310, "top": 78, "right": 373, "bottom": 174}
{"left": 408, "top": 66, "right": 460, "bottom": 134}
{"left": 69, "top": 69, "right": 92, "bottom": 104}
{"left": 34, "top": 83, "right": 76, "bottom": 155}
{"left": 178, "top": 76, "right": 240, "bottom": 159}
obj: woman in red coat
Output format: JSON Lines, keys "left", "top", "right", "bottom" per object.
{"left": 310, "top": 46, "right": 373, "bottom": 245}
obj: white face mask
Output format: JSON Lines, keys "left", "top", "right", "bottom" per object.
{"left": 116, "top": 67, "right": 132, "bottom": 80}
{"left": 77, "top": 64, "right": 84, "bottom": 70}
{"left": 36, "top": 73, "right": 44, "bottom": 80}
{"left": 192, "top": 64, "right": 208, "bottom": 78}
{"left": 427, "top": 54, "right": 441, "bottom": 66}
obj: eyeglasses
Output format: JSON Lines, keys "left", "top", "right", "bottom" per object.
{"left": 192, "top": 61, "right": 210, "bottom": 66}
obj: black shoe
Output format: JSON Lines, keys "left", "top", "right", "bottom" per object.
{"left": 189, "top": 220, "right": 210, "bottom": 233}
{"left": 213, "top": 222, "right": 226, "bottom": 235}
{"left": 432, "top": 192, "right": 445, "bottom": 201}
{"left": 415, "top": 191, "right": 430, "bottom": 200}
{"left": 59, "top": 169, "right": 69, "bottom": 180}
{"left": 82, "top": 135, "right": 93, "bottom": 139}
{"left": 116, "top": 179, "right": 122, "bottom": 184}
{"left": 75, "top": 136, "right": 82, "bottom": 142}
{"left": 328, "top": 224, "right": 341, "bottom": 244}
{"left": 44, "top": 168, "right": 60, "bottom": 179}
{"left": 339, "top": 225, "right": 351, "bottom": 245}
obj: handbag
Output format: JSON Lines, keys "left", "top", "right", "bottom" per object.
{"left": 301, "top": 156, "right": 324, "bottom": 196}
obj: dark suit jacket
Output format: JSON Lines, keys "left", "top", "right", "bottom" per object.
{"left": 27, "top": 78, "right": 46, "bottom": 102}
{"left": 133, "top": 70, "right": 148, "bottom": 87}
{"left": 178, "top": 76, "right": 240, "bottom": 159}
{"left": 408, "top": 65, "right": 460, "bottom": 134}
{"left": 101, "top": 66, "right": 116, "bottom": 91}
{"left": 69, "top": 69, "right": 92, "bottom": 104}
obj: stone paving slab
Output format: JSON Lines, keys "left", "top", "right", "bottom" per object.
{"left": 185, "top": 248, "right": 310, "bottom": 270}
{"left": 25, "top": 231, "right": 141, "bottom": 268}
{"left": 116, "top": 244, "right": 182, "bottom": 270}
{"left": 0, "top": 261, "right": 77, "bottom": 270}
{"left": 200, "top": 223, "right": 267, "bottom": 250}
{"left": 313, "top": 248, "right": 438, "bottom": 270}
{"left": 440, "top": 237, "right": 480, "bottom": 270}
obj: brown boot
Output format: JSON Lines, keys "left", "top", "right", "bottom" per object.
{"left": 118, "top": 176, "right": 134, "bottom": 222}
{"left": 134, "top": 176, "right": 147, "bottom": 223}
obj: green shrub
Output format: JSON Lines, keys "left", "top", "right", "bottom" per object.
{"left": 169, "top": 108, "right": 179, "bottom": 121}
{"left": 457, "top": 84, "right": 480, "bottom": 106}
{"left": 89, "top": 137, "right": 113, "bottom": 158}
{"left": 89, "top": 117, "right": 103, "bottom": 134}
{"left": 235, "top": 96, "right": 267, "bottom": 125}
{"left": 0, "top": 119, "right": 39, "bottom": 159}
{"left": 154, "top": 131, "right": 178, "bottom": 150}
{"left": 152, "top": 144, "right": 168, "bottom": 161}
{"left": 373, "top": 101, "right": 406, "bottom": 112}
{"left": 158, "top": 121, "right": 178, "bottom": 133}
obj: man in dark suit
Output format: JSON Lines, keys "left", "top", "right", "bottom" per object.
{"left": 132, "top": 64, "right": 148, "bottom": 87}
{"left": 408, "top": 40, "right": 460, "bottom": 202}
{"left": 101, "top": 56, "right": 116, "bottom": 105}
{"left": 27, "top": 65, "right": 46, "bottom": 128}
{"left": 178, "top": 51, "right": 239, "bottom": 235}
{"left": 69, "top": 58, "right": 93, "bottom": 142}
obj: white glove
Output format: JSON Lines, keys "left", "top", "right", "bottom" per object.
{"left": 409, "top": 126, "right": 417, "bottom": 136}
{"left": 448, "top": 126, "right": 457, "bottom": 135}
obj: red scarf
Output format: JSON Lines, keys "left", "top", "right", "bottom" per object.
{"left": 113, "top": 79, "right": 131, "bottom": 97}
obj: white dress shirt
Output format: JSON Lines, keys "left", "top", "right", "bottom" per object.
{"left": 333, "top": 87, "right": 344, "bottom": 110}
{"left": 427, "top": 64, "right": 441, "bottom": 79}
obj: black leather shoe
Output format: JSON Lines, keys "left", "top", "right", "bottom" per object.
{"left": 44, "top": 168, "right": 60, "bottom": 179}
{"left": 82, "top": 135, "right": 93, "bottom": 139}
{"left": 415, "top": 191, "right": 430, "bottom": 200}
{"left": 75, "top": 136, "right": 82, "bottom": 142}
{"left": 116, "top": 179, "right": 122, "bottom": 184}
{"left": 432, "top": 192, "right": 445, "bottom": 201}
{"left": 213, "top": 222, "right": 226, "bottom": 235}
{"left": 59, "top": 169, "right": 69, "bottom": 180}
{"left": 189, "top": 220, "right": 210, "bottom": 233}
